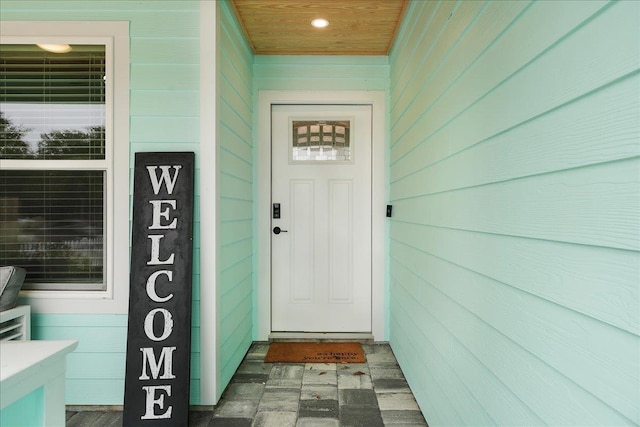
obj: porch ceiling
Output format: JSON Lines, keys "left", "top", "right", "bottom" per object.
{"left": 230, "top": 0, "right": 407, "bottom": 55}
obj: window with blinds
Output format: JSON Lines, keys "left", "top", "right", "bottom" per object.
{"left": 0, "top": 44, "right": 107, "bottom": 290}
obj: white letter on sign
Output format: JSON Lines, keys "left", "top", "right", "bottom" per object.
{"left": 149, "top": 200, "right": 178, "bottom": 230}
{"left": 141, "top": 385, "right": 172, "bottom": 420}
{"left": 144, "top": 308, "right": 174, "bottom": 342}
{"left": 147, "top": 165, "right": 182, "bottom": 195}
{"left": 139, "top": 346, "right": 177, "bottom": 380}
{"left": 147, "top": 235, "right": 175, "bottom": 265}
{"left": 146, "top": 270, "right": 174, "bottom": 303}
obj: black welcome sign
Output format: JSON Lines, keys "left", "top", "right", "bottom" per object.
{"left": 123, "top": 152, "right": 194, "bottom": 426}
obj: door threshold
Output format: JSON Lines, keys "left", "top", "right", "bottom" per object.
{"left": 269, "top": 332, "right": 374, "bottom": 343}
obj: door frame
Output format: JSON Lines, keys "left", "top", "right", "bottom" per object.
{"left": 257, "top": 90, "right": 387, "bottom": 341}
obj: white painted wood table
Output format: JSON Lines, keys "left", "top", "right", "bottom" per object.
{"left": 1, "top": 340, "right": 78, "bottom": 426}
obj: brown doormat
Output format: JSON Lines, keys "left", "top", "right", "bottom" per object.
{"left": 265, "top": 342, "right": 366, "bottom": 363}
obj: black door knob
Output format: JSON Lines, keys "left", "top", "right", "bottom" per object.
{"left": 273, "top": 226, "right": 288, "bottom": 234}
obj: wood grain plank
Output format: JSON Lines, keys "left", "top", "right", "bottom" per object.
{"left": 33, "top": 326, "right": 127, "bottom": 353}
{"left": 391, "top": 294, "right": 544, "bottom": 425}
{"left": 219, "top": 315, "right": 252, "bottom": 366}
{"left": 392, "top": 73, "right": 640, "bottom": 186}
{"left": 31, "top": 314, "right": 128, "bottom": 328}
{"left": 219, "top": 238, "right": 253, "bottom": 269}
{"left": 66, "top": 379, "right": 125, "bottom": 405}
{"left": 393, "top": 158, "right": 640, "bottom": 251}
{"left": 254, "top": 76, "right": 388, "bottom": 92}
{"left": 389, "top": 0, "right": 437, "bottom": 90}
{"left": 130, "top": 117, "right": 199, "bottom": 143}
{"left": 218, "top": 219, "right": 252, "bottom": 245}
{"left": 220, "top": 22, "right": 254, "bottom": 86}
{"left": 130, "top": 90, "right": 199, "bottom": 117}
{"left": 392, "top": 222, "right": 640, "bottom": 335}
{"left": 392, "top": 0, "right": 529, "bottom": 141}
{"left": 219, "top": 79, "right": 252, "bottom": 126}
{"left": 220, "top": 102, "right": 252, "bottom": 144}
{"left": 220, "top": 148, "right": 252, "bottom": 181}
{"left": 391, "top": 0, "right": 485, "bottom": 125}
{"left": 392, "top": 242, "right": 639, "bottom": 420}
{"left": 130, "top": 38, "right": 199, "bottom": 64}
{"left": 1, "top": 1, "right": 195, "bottom": 11}
{"left": 219, "top": 199, "right": 253, "bottom": 223}
{"left": 391, "top": 261, "right": 635, "bottom": 425}
{"left": 131, "top": 64, "right": 199, "bottom": 90}
{"left": 232, "top": 0, "right": 406, "bottom": 54}
{"left": 219, "top": 276, "right": 252, "bottom": 320}
{"left": 219, "top": 173, "right": 252, "bottom": 201}
{"left": 390, "top": 316, "right": 467, "bottom": 426}
{"left": 220, "top": 125, "right": 253, "bottom": 163}
{"left": 391, "top": 0, "right": 609, "bottom": 164}
{"left": 219, "top": 257, "right": 252, "bottom": 294}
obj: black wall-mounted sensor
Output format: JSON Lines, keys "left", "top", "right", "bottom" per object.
{"left": 386, "top": 205, "right": 393, "bottom": 218}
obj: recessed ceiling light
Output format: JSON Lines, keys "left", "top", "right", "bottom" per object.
{"left": 311, "top": 18, "right": 329, "bottom": 28}
{"left": 36, "top": 43, "right": 72, "bottom": 53}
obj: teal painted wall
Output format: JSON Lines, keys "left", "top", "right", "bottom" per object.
{"left": 216, "top": 0, "right": 255, "bottom": 397}
{"left": 0, "top": 386, "right": 43, "bottom": 426}
{"left": 0, "top": 0, "right": 203, "bottom": 404}
{"left": 388, "top": 0, "right": 640, "bottom": 425}
{"left": 253, "top": 55, "right": 389, "bottom": 91}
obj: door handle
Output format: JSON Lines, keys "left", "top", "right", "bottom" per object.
{"left": 273, "top": 226, "right": 288, "bottom": 235}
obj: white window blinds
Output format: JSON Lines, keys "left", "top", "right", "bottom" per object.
{"left": 0, "top": 44, "right": 107, "bottom": 290}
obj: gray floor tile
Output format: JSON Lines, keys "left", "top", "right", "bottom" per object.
{"left": 300, "top": 384, "right": 339, "bottom": 401}
{"left": 245, "top": 342, "right": 270, "bottom": 360}
{"left": 302, "top": 367, "right": 338, "bottom": 386}
{"left": 189, "top": 410, "right": 214, "bottom": 426}
{"left": 67, "top": 343, "right": 427, "bottom": 427}
{"left": 339, "top": 389, "right": 379, "bottom": 407}
{"left": 305, "top": 363, "right": 337, "bottom": 371}
{"left": 252, "top": 411, "right": 298, "bottom": 427}
{"left": 222, "top": 383, "right": 266, "bottom": 400}
{"left": 373, "top": 378, "right": 411, "bottom": 393}
{"left": 257, "top": 388, "right": 300, "bottom": 412}
{"left": 369, "top": 365, "right": 405, "bottom": 380}
{"left": 238, "top": 361, "right": 273, "bottom": 375}
{"left": 376, "top": 392, "right": 421, "bottom": 411}
{"left": 298, "top": 399, "right": 339, "bottom": 418}
{"left": 232, "top": 373, "right": 270, "bottom": 384}
{"left": 269, "top": 364, "right": 305, "bottom": 380}
{"left": 381, "top": 410, "right": 428, "bottom": 425}
{"left": 214, "top": 400, "right": 260, "bottom": 418}
{"left": 337, "top": 372, "right": 373, "bottom": 389}
{"left": 296, "top": 418, "right": 340, "bottom": 427}
{"left": 336, "top": 363, "right": 370, "bottom": 376}
{"left": 208, "top": 418, "right": 253, "bottom": 426}
{"left": 339, "top": 405, "right": 384, "bottom": 427}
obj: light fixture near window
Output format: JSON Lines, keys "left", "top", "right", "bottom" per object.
{"left": 36, "top": 43, "right": 72, "bottom": 53}
{"left": 311, "top": 18, "right": 329, "bottom": 28}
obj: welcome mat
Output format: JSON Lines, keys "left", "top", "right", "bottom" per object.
{"left": 265, "top": 342, "right": 366, "bottom": 364}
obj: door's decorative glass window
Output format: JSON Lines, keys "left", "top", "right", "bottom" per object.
{"left": 292, "top": 120, "right": 351, "bottom": 161}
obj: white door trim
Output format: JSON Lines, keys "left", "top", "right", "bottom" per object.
{"left": 257, "top": 90, "right": 387, "bottom": 341}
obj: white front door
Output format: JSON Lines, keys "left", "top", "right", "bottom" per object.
{"left": 271, "top": 104, "right": 372, "bottom": 332}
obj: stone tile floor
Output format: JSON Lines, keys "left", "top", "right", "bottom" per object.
{"left": 209, "top": 342, "right": 428, "bottom": 426}
{"left": 66, "top": 342, "right": 428, "bottom": 426}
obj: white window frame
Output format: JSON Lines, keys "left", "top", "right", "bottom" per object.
{"left": 0, "top": 21, "right": 130, "bottom": 313}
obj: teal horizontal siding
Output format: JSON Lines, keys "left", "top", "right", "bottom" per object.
{"left": 1, "top": 0, "right": 203, "bottom": 405}
{"left": 217, "top": 0, "right": 255, "bottom": 399}
{"left": 389, "top": 0, "right": 640, "bottom": 425}
{"left": 254, "top": 55, "right": 389, "bottom": 91}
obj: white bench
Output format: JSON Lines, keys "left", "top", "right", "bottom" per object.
{"left": 1, "top": 340, "right": 78, "bottom": 426}
{"left": 0, "top": 305, "right": 31, "bottom": 341}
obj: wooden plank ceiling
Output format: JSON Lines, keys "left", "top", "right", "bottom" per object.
{"left": 231, "top": 0, "right": 407, "bottom": 55}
